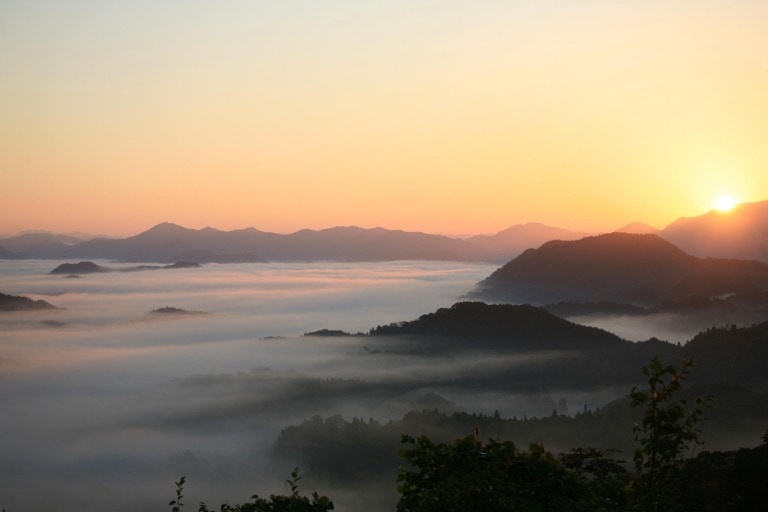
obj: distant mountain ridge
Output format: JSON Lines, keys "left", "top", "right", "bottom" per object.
{"left": 467, "top": 223, "right": 593, "bottom": 262}
{"left": 473, "top": 232, "right": 768, "bottom": 306}
{"left": 0, "top": 221, "right": 596, "bottom": 263}
{"left": 614, "top": 222, "right": 660, "bottom": 234}
{"left": 0, "top": 222, "right": 608, "bottom": 263}
{"left": 0, "top": 232, "right": 85, "bottom": 259}
{"left": 60, "top": 223, "right": 488, "bottom": 263}
{"left": 1, "top": 200, "right": 766, "bottom": 263}
{"left": 659, "top": 200, "right": 768, "bottom": 262}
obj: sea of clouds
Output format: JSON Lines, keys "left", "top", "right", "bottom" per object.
{"left": 2, "top": 260, "right": 505, "bottom": 511}
{"left": 1, "top": 258, "right": 719, "bottom": 510}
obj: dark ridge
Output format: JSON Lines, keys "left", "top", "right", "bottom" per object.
{"left": 149, "top": 306, "right": 207, "bottom": 316}
{"left": 0, "top": 292, "right": 58, "bottom": 311}
{"left": 304, "top": 329, "right": 353, "bottom": 337}
{"left": 473, "top": 233, "right": 768, "bottom": 306}
{"left": 50, "top": 261, "right": 109, "bottom": 275}
{"left": 369, "top": 301, "right": 627, "bottom": 351}
{"left": 51, "top": 261, "right": 202, "bottom": 274}
{"left": 164, "top": 261, "right": 201, "bottom": 269}
{"left": 677, "top": 321, "right": 768, "bottom": 387}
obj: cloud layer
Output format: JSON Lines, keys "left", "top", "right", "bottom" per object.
{"left": 1, "top": 260, "right": 502, "bottom": 510}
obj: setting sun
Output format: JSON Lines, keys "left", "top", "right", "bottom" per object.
{"left": 714, "top": 195, "right": 738, "bottom": 212}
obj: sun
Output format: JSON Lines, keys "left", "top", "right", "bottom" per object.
{"left": 713, "top": 195, "right": 737, "bottom": 212}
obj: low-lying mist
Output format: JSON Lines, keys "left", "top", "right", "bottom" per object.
{"left": 562, "top": 311, "right": 763, "bottom": 344}
{"left": 2, "top": 260, "right": 508, "bottom": 511}
{"left": 1, "top": 260, "right": 760, "bottom": 511}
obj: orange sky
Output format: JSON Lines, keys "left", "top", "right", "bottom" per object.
{"left": 1, "top": 1, "right": 767, "bottom": 237}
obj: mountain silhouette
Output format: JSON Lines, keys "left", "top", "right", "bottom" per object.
{"left": 613, "top": 222, "right": 660, "bottom": 234}
{"left": 50, "top": 261, "right": 110, "bottom": 274}
{"left": 660, "top": 200, "right": 768, "bottom": 262}
{"left": 50, "top": 260, "right": 201, "bottom": 274}
{"left": 370, "top": 301, "right": 629, "bottom": 351}
{"left": 0, "top": 292, "right": 58, "bottom": 311}
{"left": 62, "top": 223, "right": 487, "bottom": 263}
{"left": 0, "top": 221, "right": 601, "bottom": 263}
{"left": 0, "top": 232, "right": 85, "bottom": 259}
{"left": 467, "top": 223, "right": 590, "bottom": 262}
{"left": 472, "top": 233, "right": 768, "bottom": 306}
{"left": 0, "top": 245, "right": 27, "bottom": 259}
{"left": 4, "top": 201, "right": 766, "bottom": 263}
{"left": 368, "top": 301, "right": 768, "bottom": 389}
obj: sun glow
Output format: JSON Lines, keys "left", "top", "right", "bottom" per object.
{"left": 714, "top": 195, "right": 737, "bottom": 212}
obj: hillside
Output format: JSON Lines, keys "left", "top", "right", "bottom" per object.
{"left": 0, "top": 245, "right": 26, "bottom": 259}
{"left": 472, "top": 233, "right": 768, "bottom": 306}
{"left": 0, "top": 292, "right": 58, "bottom": 311}
{"left": 370, "top": 301, "right": 628, "bottom": 351}
{"left": 49, "top": 261, "right": 110, "bottom": 274}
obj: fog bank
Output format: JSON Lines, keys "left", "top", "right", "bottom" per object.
{"left": 2, "top": 260, "right": 502, "bottom": 511}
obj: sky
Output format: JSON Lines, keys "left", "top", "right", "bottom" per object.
{"left": 1, "top": 0, "right": 767, "bottom": 237}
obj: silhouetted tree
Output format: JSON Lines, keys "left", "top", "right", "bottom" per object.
{"left": 629, "top": 357, "right": 710, "bottom": 512}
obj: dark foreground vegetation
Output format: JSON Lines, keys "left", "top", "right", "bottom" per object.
{"left": 167, "top": 357, "right": 768, "bottom": 512}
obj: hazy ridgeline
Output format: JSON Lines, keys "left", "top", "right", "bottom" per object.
{"left": 0, "top": 260, "right": 764, "bottom": 511}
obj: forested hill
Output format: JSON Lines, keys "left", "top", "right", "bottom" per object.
{"left": 366, "top": 302, "right": 768, "bottom": 389}
{"left": 473, "top": 232, "right": 768, "bottom": 306}
{"left": 369, "top": 301, "right": 630, "bottom": 351}
{"left": 681, "top": 322, "right": 768, "bottom": 386}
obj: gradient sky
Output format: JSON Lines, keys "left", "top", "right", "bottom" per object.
{"left": 1, "top": 0, "right": 766, "bottom": 237}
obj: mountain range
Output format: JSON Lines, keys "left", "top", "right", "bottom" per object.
{"left": 1, "top": 200, "right": 766, "bottom": 264}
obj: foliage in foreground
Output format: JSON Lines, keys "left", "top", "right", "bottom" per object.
{"left": 396, "top": 433, "right": 599, "bottom": 512}
{"left": 170, "top": 468, "right": 334, "bottom": 512}
{"left": 166, "top": 357, "right": 768, "bottom": 512}
{"left": 629, "top": 357, "right": 710, "bottom": 512}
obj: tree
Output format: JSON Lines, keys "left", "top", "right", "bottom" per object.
{"left": 560, "top": 447, "right": 629, "bottom": 511}
{"left": 173, "top": 468, "right": 334, "bottom": 512}
{"left": 396, "top": 432, "right": 596, "bottom": 512}
{"left": 629, "top": 357, "right": 710, "bottom": 512}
